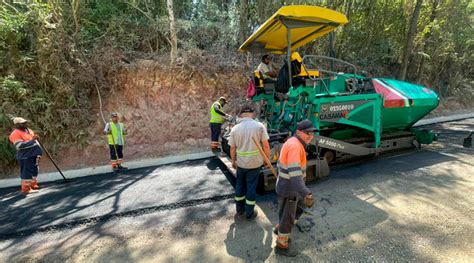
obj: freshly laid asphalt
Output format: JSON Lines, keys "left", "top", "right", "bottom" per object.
{"left": 0, "top": 158, "right": 235, "bottom": 239}
{"left": 0, "top": 118, "right": 472, "bottom": 241}
{"left": 0, "top": 118, "right": 472, "bottom": 262}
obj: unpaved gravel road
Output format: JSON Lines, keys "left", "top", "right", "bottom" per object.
{"left": 0, "top": 119, "right": 472, "bottom": 262}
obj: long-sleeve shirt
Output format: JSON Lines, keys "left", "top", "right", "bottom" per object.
{"left": 275, "top": 136, "right": 311, "bottom": 199}
{"left": 213, "top": 103, "right": 226, "bottom": 116}
{"left": 9, "top": 129, "right": 43, "bottom": 160}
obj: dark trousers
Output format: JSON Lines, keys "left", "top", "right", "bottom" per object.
{"left": 109, "top": 145, "right": 123, "bottom": 160}
{"left": 235, "top": 167, "right": 260, "bottom": 217}
{"left": 210, "top": 123, "right": 222, "bottom": 142}
{"left": 19, "top": 156, "right": 39, "bottom": 180}
{"left": 277, "top": 196, "right": 305, "bottom": 234}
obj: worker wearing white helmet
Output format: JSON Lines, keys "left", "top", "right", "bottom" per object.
{"left": 8, "top": 117, "right": 43, "bottom": 194}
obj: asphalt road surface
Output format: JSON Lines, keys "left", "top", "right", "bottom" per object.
{"left": 0, "top": 118, "right": 472, "bottom": 262}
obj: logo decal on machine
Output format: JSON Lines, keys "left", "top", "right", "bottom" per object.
{"left": 319, "top": 101, "right": 368, "bottom": 122}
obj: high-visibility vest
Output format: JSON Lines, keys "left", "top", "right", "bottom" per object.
{"left": 107, "top": 122, "right": 124, "bottom": 145}
{"left": 277, "top": 136, "right": 306, "bottom": 179}
{"left": 209, "top": 101, "right": 225, "bottom": 124}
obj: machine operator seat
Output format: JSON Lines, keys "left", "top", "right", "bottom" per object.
{"left": 276, "top": 52, "right": 320, "bottom": 93}
{"left": 253, "top": 71, "right": 275, "bottom": 95}
{"left": 290, "top": 52, "right": 320, "bottom": 78}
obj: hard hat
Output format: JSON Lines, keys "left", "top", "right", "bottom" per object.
{"left": 110, "top": 112, "right": 118, "bottom": 117}
{"left": 219, "top": 97, "right": 227, "bottom": 103}
{"left": 13, "top": 117, "right": 28, "bottom": 124}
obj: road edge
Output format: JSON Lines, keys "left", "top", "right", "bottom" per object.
{"left": 0, "top": 151, "right": 214, "bottom": 189}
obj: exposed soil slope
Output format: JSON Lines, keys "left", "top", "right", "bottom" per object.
{"left": 40, "top": 53, "right": 247, "bottom": 172}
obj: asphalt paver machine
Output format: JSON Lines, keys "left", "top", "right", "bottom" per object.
{"left": 219, "top": 6, "right": 439, "bottom": 192}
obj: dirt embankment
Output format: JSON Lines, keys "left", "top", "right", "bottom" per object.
{"left": 40, "top": 54, "right": 247, "bottom": 172}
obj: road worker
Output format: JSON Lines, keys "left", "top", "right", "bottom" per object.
{"left": 104, "top": 112, "right": 128, "bottom": 171}
{"left": 228, "top": 103, "right": 270, "bottom": 220}
{"left": 257, "top": 54, "right": 277, "bottom": 80}
{"left": 8, "top": 117, "right": 43, "bottom": 194}
{"left": 274, "top": 119, "right": 316, "bottom": 257}
{"left": 209, "top": 96, "right": 231, "bottom": 152}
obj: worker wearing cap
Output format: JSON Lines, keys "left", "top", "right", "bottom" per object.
{"left": 104, "top": 113, "right": 127, "bottom": 171}
{"left": 228, "top": 103, "right": 270, "bottom": 220}
{"left": 8, "top": 117, "right": 43, "bottom": 194}
{"left": 209, "top": 96, "right": 231, "bottom": 152}
{"left": 274, "top": 119, "right": 316, "bottom": 257}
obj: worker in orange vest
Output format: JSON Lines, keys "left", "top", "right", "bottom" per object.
{"left": 8, "top": 117, "right": 43, "bottom": 194}
{"left": 274, "top": 119, "right": 316, "bottom": 257}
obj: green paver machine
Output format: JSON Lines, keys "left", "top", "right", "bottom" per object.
{"left": 220, "top": 5, "right": 439, "bottom": 192}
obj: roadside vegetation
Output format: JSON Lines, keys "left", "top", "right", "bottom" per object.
{"left": 1, "top": 0, "right": 472, "bottom": 175}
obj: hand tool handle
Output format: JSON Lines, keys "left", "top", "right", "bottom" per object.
{"left": 36, "top": 139, "right": 67, "bottom": 180}
{"left": 251, "top": 137, "right": 277, "bottom": 177}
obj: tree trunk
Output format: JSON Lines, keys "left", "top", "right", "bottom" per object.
{"left": 399, "top": 0, "right": 423, "bottom": 80}
{"left": 239, "top": 0, "right": 248, "bottom": 44}
{"left": 257, "top": 0, "right": 265, "bottom": 24}
{"left": 71, "top": 0, "right": 80, "bottom": 40}
{"left": 345, "top": 0, "right": 353, "bottom": 19}
{"left": 416, "top": 0, "right": 439, "bottom": 83}
{"left": 167, "top": 0, "right": 178, "bottom": 66}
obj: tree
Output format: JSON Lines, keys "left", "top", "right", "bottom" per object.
{"left": 167, "top": 0, "right": 178, "bottom": 66}
{"left": 399, "top": 0, "right": 423, "bottom": 80}
{"left": 239, "top": 0, "right": 248, "bottom": 44}
{"left": 416, "top": 0, "right": 439, "bottom": 83}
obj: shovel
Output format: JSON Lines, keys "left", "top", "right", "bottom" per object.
{"left": 463, "top": 132, "right": 473, "bottom": 148}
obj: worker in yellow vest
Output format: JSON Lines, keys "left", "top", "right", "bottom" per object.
{"left": 209, "top": 96, "right": 230, "bottom": 152}
{"left": 104, "top": 112, "right": 128, "bottom": 171}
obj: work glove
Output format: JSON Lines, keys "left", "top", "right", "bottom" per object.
{"left": 304, "top": 193, "right": 314, "bottom": 208}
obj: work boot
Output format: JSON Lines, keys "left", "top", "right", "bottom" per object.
{"left": 211, "top": 147, "right": 221, "bottom": 153}
{"left": 274, "top": 245, "right": 298, "bottom": 257}
{"left": 246, "top": 210, "right": 258, "bottom": 221}
{"left": 272, "top": 226, "right": 291, "bottom": 242}
{"left": 31, "top": 179, "right": 39, "bottom": 190}
{"left": 21, "top": 181, "right": 38, "bottom": 195}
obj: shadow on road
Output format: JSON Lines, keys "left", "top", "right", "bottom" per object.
{"left": 254, "top": 139, "right": 464, "bottom": 261}
{"left": 0, "top": 157, "right": 231, "bottom": 238}
{"left": 0, "top": 119, "right": 471, "bottom": 261}
{"left": 224, "top": 215, "right": 273, "bottom": 261}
